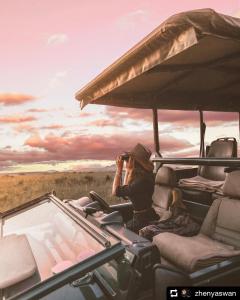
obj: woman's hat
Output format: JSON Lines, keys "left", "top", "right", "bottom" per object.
{"left": 130, "top": 143, "right": 154, "bottom": 172}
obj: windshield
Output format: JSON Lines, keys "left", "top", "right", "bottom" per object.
{"left": 2, "top": 200, "right": 104, "bottom": 285}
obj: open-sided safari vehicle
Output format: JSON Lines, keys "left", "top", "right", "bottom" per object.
{"left": 1, "top": 8, "right": 240, "bottom": 300}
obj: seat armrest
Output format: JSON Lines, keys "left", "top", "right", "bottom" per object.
{"left": 190, "top": 257, "right": 240, "bottom": 285}
{"left": 154, "top": 264, "right": 191, "bottom": 300}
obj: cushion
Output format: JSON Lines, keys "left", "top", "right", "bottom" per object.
{"left": 0, "top": 234, "right": 37, "bottom": 289}
{"left": 152, "top": 186, "right": 173, "bottom": 210}
{"left": 153, "top": 233, "right": 240, "bottom": 273}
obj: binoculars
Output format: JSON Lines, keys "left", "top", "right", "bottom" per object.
{"left": 120, "top": 153, "right": 130, "bottom": 161}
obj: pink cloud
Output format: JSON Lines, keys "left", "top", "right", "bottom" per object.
{"left": 13, "top": 124, "right": 36, "bottom": 133}
{"left": 23, "top": 132, "right": 192, "bottom": 161}
{"left": 0, "top": 115, "right": 37, "bottom": 123}
{"left": 88, "top": 119, "right": 122, "bottom": 127}
{"left": 0, "top": 93, "right": 36, "bottom": 106}
{"left": 41, "top": 124, "right": 63, "bottom": 130}
{"left": 105, "top": 107, "right": 238, "bottom": 127}
{"left": 27, "top": 108, "right": 49, "bottom": 113}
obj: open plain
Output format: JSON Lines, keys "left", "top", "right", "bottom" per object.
{"left": 0, "top": 171, "right": 120, "bottom": 213}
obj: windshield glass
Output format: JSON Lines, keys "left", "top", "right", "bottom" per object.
{"left": 2, "top": 200, "right": 104, "bottom": 282}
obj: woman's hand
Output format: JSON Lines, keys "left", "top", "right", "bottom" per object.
{"left": 126, "top": 156, "right": 134, "bottom": 170}
{"left": 116, "top": 156, "right": 124, "bottom": 173}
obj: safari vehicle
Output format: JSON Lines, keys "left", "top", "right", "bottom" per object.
{"left": 1, "top": 8, "right": 240, "bottom": 300}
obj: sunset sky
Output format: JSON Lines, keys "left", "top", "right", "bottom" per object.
{"left": 1, "top": 0, "right": 240, "bottom": 173}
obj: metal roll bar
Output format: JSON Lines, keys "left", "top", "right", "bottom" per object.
{"left": 151, "top": 157, "right": 240, "bottom": 167}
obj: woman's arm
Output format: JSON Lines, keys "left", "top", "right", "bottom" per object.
{"left": 112, "top": 156, "right": 124, "bottom": 196}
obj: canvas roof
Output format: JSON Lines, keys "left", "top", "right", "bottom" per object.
{"left": 75, "top": 9, "right": 240, "bottom": 112}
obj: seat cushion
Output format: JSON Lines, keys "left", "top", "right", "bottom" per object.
{"left": 0, "top": 234, "right": 37, "bottom": 289}
{"left": 179, "top": 176, "right": 224, "bottom": 194}
{"left": 153, "top": 233, "right": 240, "bottom": 273}
{"left": 152, "top": 186, "right": 173, "bottom": 211}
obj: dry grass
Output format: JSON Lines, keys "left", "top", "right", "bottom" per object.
{"left": 0, "top": 171, "right": 122, "bottom": 213}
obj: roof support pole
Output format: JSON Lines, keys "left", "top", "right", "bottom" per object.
{"left": 199, "top": 110, "right": 206, "bottom": 157}
{"left": 152, "top": 108, "right": 160, "bottom": 155}
{"left": 239, "top": 112, "right": 240, "bottom": 140}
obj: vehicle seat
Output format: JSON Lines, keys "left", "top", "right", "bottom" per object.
{"left": 179, "top": 137, "right": 237, "bottom": 205}
{"left": 0, "top": 234, "right": 37, "bottom": 289}
{"left": 152, "top": 166, "right": 181, "bottom": 220}
{"left": 153, "top": 170, "right": 240, "bottom": 273}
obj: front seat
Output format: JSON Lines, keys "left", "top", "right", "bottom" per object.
{"left": 153, "top": 169, "right": 240, "bottom": 273}
{"left": 179, "top": 137, "right": 237, "bottom": 205}
{"left": 152, "top": 166, "right": 181, "bottom": 220}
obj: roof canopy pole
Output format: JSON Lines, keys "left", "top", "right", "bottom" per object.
{"left": 152, "top": 108, "right": 161, "bottom": 156}
{"left": 239, "top": 112, "right": 240, "bottom": 140}
{"left": 199, "top": 110, "right": 206, "bottom": 157}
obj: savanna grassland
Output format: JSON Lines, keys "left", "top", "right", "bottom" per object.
{"left": 0, "top": 171, "right": 121, "bottom": 213}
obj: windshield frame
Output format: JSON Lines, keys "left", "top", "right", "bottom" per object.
{"left": 1, "top": 193, "right": 125, "bottom": 300}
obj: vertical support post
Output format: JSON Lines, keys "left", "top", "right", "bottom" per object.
{"left": 199, "top": 110, "right": 205, "bottom": 157}
{"left": 152, "top": 108, "right": 160, "bottom": 155}
{"left": 239, "top": 112, "right": 240, "bottom": 140}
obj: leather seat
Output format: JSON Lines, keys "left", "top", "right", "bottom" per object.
{"left": 0, "top": 234, "right": 37, "bottom": 289}
{"left": 179, "top": 137, "right": 237, "bottom": 205}
{"left": 152, "top": 166, "right": 181, "bottom": 220}
{"left": 153, "top": 170, "right": 240, "bottom": 273}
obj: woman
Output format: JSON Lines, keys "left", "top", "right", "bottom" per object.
{"left": 112, "top": 143, "right": 159, "bottom": 233}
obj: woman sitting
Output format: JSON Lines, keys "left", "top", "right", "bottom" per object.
{"left": 112, "top": 143, "right": 159, "bottom": 233}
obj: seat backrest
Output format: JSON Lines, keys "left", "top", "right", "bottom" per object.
{"left": 199, "top": 137, "right": 237, "bottom": 181}
{"left": 152, "top": 166, "right": 179, "bottom": 217}
{"left": 200, "top": 170, "right": 240, "bottom": 248}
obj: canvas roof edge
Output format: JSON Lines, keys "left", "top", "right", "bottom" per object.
{"left": 75, "top": 8, "right": 240, "bottom": 112}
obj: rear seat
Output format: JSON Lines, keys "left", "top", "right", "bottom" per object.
{"left": 152, "top": 166, "right": 181, "bottom": 220}
{"left": 153, "top": 169, "right": 240, "bottom": 273}
{"left": 179, "top": 137, "right": 237, "bottom": 205}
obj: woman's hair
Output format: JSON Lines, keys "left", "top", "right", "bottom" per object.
{"left": 126, "top": 159, "right": 152, "bottom": 184}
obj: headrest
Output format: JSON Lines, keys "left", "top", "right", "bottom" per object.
{"left": 223, "top": 170, "right": 240, "bottom": 199}
{"left": 155, "top": 166, "right": 177, "bottom": 187}
{"left": 208, "top": 139, "right": 235, "bottom": 158}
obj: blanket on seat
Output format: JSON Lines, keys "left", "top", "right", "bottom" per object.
{"left": 179, "top": 176, "right": 224, "bottom": 194}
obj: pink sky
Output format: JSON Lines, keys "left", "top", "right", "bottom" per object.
{"left": 0, "top": 0, "right": 240, "bottom": 172}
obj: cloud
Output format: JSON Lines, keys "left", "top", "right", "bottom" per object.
{"left": 105, "top": 107, "right": 238, "bottom": 127}
{"left": 41, "top": 124, "right": 63, "bottom": 130}
{"left": 27, "top": 108, "right": 49, "bottom": 113}
{"left": 13, "top": 124, "right": 36, "bottom": 133}
{"left": 49, "top": 71, "right": 67, "bottom": 88}
{"left": 117, "top": 9, "right": 150, "bottom": 31}
{"left": 0, "top": 132, "right": 193, "bottom": 171}
{"left": 0, "top": 115, "right": 37, "bottom": 123}
{"left": 47, "top": 33, "right": 68, "bottom": 46}
{"left": 0, "top": 93, "right": 36, "bottom": 106}
{"left": 23, "top": 132, "right": 192, "bottom": 161}
{"left": 88, "top": 119, "right": 122, "bottom": 127}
